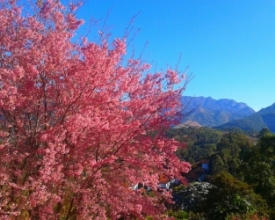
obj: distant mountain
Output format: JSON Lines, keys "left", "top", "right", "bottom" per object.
{"left": 180, "top": 96, "right": 255, "bottom": 127}
{"left": 217, "top": 103, "right": 275, "bottom": 133}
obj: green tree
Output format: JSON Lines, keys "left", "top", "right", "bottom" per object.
{"left": 172, "top": 173, "right": 268, "bottom": 220}
{"left": 204, "top": 173, "right": 268, "bottom": 220}
{"left": 240, "top": 133, "right": 275, "bottom": 218}
{"left": 210, "top": 154, "right": 227, "bottom": 175}
{"left": 258, "top": 128, "right": 271, "bottom": 138}
{"left": 169, "top": 127, "right": 222, "bottom": 164}
{"left": 215, "top": 132, "right": 253, "bottom": 176}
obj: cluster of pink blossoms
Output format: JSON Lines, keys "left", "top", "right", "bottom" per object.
{"left": 0, "top": 0, "right": 190, "bottom": 219}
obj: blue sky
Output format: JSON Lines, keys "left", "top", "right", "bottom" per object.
{"left": 76, "top": 0, "right": 275, "bottom": 111}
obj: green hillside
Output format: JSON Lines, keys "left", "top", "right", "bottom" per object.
{"left": 217, "top": 103, "right": 275, "bottom": 133}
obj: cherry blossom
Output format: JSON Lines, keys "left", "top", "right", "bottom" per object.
{"left": 0, "top": 1, "right": 190, "bottom": 219}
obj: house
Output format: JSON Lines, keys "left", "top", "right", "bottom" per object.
{"left": 184, "top": 158, "right": 210, "bottom": 183}
{"left": 157, "top": 174, "right": 182, "bottom": 190}
{"left": 199, "top": 159, "right": 210, "bottom": 171}
{"left": 132, "top": 174, "right": 182, "bottom": 191}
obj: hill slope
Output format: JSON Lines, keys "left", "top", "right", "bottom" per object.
{"left": 180, "top": 96, "right": 255, "bottom": 127}
{"left": 217, "top": 103, "right": 275, "bottom": 133}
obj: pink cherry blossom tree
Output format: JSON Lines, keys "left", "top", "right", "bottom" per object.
{"left": 0, "top": 0, "right": 190, "bottom": 219}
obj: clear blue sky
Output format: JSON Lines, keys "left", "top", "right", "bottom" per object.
{"left": 76, "top": 0, "right": 275, "bottom": 111}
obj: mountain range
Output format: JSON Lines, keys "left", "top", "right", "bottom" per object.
{"left": 180, "top": 96, "right": 275, "bottom": 133}
{"left": 217, "top": 103, "right": 275, "bottom": 133}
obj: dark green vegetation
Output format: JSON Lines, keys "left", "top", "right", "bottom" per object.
{"left": 167, "top": 127, "right": 275, "bottom": 220}
{"left": 167, "top": 127, "right": 223, "bottom": 164}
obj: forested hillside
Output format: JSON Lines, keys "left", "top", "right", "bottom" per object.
{"left": 167, "top": 127, "right": 275, "bottom": 220}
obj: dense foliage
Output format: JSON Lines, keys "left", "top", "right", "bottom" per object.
{"left": 1, "top": 0, "right": 274, "bottom": 219}
{"left": 167, "top": 127, "right": 222, "bottom": 164}
{"left": 168, "top": 128, "right": 275, "bottom": 220}
{"left": 0, "top": 1, "right": 191, "bottom": 219}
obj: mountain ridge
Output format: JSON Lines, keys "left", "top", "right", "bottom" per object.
{"left": 180, "top": 96, "right": 255, "bottom": 128}
{"left": 217, "top": 102, "right": 275, "bottom": 133}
